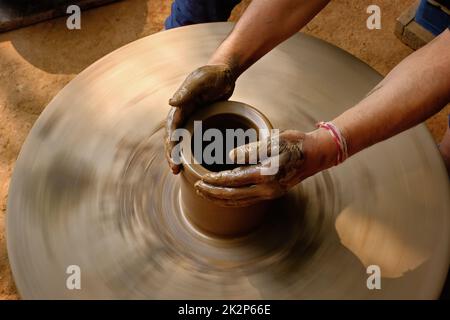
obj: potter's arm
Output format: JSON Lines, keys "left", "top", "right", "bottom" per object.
{"left": 209, "top": 0, "right": 331, "bottom": 75}
{"left": 196, "top": 29, "right": 450, "bottom": 206}
{"left": 333, "top": 29, "right": 450, "bottom": 156}
{"left": 166, "top": 0, "right": 331, "bottom": 174}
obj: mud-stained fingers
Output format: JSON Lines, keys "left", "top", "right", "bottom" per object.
{"left": 169, "top": 72, "right": 202, "bottom": 107}
{"left": 169, "top": 65, "right": 234, "bottom": 107}
{"left": 228, "top": 135, "right": 279, "bottom": 165}
{"left": 165, "top": 107, "right": 183, "bottom": 174}
{"left": 229, "top": 141, "right": 261, "bottom": 164}
{"left": 201, "top": 164, "right": 276, "bottom": 187}
{"left": 165, "top": 104, "right": 197, "bottom": 174}
{"left": 195, "top": 180, "right": 285, "bottom": 206}
{"left": 164, "top": 145, "right": 180, "bottom": 174}
{"left": 195, "top": 181, "right": 284, "bottom": 207}
{"left": 195, "top": 194, "right": 264, "bottom": 207}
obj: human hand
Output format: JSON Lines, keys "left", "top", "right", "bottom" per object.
{"left": 165, "top": 64, "right": 236, "bottom": 174}
{"left": 195, "top": 129, "right": 337, "bottom": 206}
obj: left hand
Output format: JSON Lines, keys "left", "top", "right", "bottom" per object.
{"left": 165, "top": 64, "right": 236, "bottom": 174}
{"left": 195, "top": 129, "right": 337, "bottom": 206}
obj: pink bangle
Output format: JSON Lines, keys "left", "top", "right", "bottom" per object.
{"left": 316, "top": 121, "right": 348, "bottom": 165}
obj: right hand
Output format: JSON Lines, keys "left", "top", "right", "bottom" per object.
{"left": 194, "top": 129, "right": 337, "bottom": 206}
{"left": 165, "top": 64, "right": 236, "bottom": 174}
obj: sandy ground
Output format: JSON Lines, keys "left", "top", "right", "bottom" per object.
{"left": 0, "top": 0, "right": 448, "bottom": 299}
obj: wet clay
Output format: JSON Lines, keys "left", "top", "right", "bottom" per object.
{"left": 179, "top": 101, "right": 273, "bottom": 236}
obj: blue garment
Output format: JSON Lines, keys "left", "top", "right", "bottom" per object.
{"left": 415, "top": 0, "right": 450, "bottom": 35}
{"left": 165, "top": 0, "right": 242, "bottom": 29}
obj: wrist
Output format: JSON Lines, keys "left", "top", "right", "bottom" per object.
{"left": 208, "top": 43, "right": 243, "bottom": 80}
{"left": 208, "top": 57, "right": 240, "bottom": 81}
{"left": 305, "top": 128, "right": 339, "bottom": 170}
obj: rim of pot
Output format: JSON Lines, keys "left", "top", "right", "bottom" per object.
{"left": 180, "top": 100, "right": 273, "bottom": 180}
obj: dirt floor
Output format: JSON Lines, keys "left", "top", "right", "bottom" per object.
{"left": 0, "top": 0, "right": 448, "bottom": 299}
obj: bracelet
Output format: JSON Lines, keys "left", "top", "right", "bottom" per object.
{"left": 316, "top": 121, "right": 348, "bottom": 165}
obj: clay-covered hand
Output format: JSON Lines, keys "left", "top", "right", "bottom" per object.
{"left": 165, "top": 64, "right": 236, "bottom": 174}
{"left": 195, "top": 129, "right": 337, "bottom": 206}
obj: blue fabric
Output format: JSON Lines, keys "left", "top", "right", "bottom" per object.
{"left": 165, "top": 0, "right": 242, "bottom": 29}
{"left": 415, "top": 0, "right": 450, "bottom": 35}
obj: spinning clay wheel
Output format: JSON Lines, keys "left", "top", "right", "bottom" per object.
{"left": 7, "top": 23, "right": 450, "bottom": 299}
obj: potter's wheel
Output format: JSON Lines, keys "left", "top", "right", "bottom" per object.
{"left": 7, "top": 23, "right": 450, "bottom": 299}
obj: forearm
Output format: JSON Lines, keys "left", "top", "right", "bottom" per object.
{"left": 333, "top": 29, "right": 450, "bottom": 156}
{"left": 209, "top": 0, "right": 330, "bottom": 76}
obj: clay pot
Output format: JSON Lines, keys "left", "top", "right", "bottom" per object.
{"left": 179, "top": 101, "right": 273, "bottom": 237}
